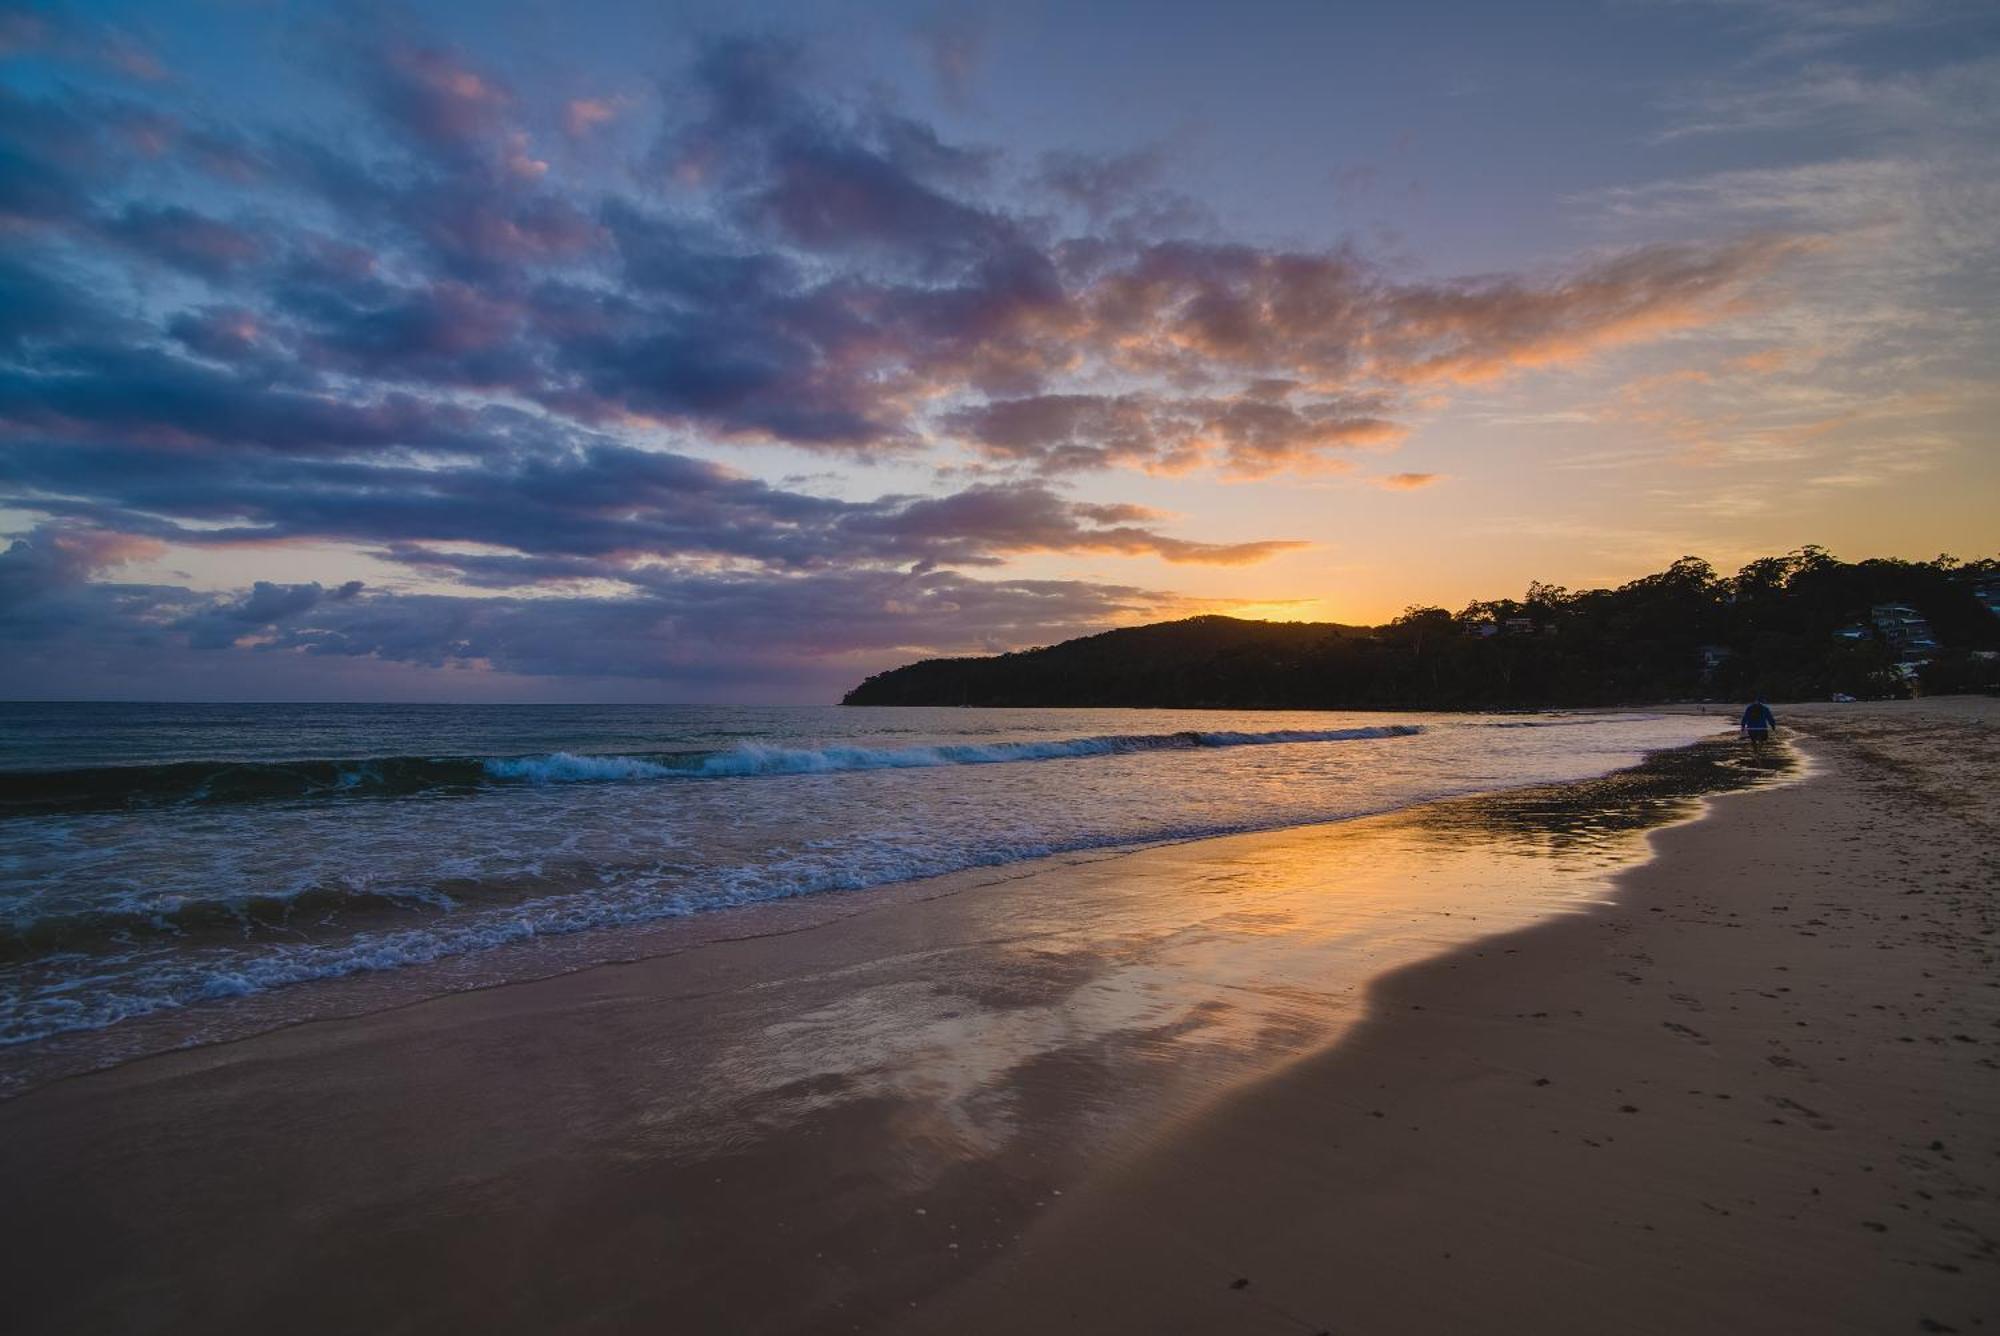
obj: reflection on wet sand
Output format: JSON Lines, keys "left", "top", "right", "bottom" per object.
{"left": 0, "top": 739, "right": 1797, "bottom": 1336}
{"left": 651, "top": 740, "right": 1798, "bottom": 1166}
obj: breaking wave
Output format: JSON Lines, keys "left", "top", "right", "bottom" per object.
{"left": 0, "top": 724, "right": 1423, "bottom": 817}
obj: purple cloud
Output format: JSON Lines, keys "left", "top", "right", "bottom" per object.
{"left": 0, "top": 442, "right": 1298, "bottom": 574}
{"left": 101, "top": 204, "right": 267, "bottom": 278}
{"left": 0, "top": 524, "right": 1185, "bottom": 698}
{"left": 0, "top": 25, "right": 1808, "bottom": 694}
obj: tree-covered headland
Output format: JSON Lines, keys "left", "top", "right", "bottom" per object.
{"left": 843, "top": 549, "right": 2000, "bottom": 709}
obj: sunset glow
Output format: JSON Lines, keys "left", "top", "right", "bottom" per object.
{"left": 1, "top": 0, "right": 1994, "bottom": 700}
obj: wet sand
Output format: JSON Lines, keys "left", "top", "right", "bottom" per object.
{"left": 905, "top": 699, "right": 2000, "bottom": 1335}
{"left": 1, "top": 701, "right": 1992, "bottom": 1334}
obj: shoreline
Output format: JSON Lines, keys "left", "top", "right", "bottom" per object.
{"left": 902, "top": 699, "right": 1999, "bottom": 1334}
{"left": 0, "top": 701, "right": 1989, "bottom": 1333}
{"left": 0, "top": 708, "right": 1731, "bottom": 1099}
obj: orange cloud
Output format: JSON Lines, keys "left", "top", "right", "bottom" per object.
{"left": 1378, "top": 236, "right": 1813, "bottom": 384}
{"left": 1062, "top": 235, "right": 1812, "bottom": 397}
{"left": 943, "top": 391, "right": 1404, "bottom": 477}
{"left": 1724, "top": 347, "right": 1797, "bottom": 374}
{"left": 501, "top": 131, "right": 547, "bottom": 180}
{"left": 1378, "top": 472, "right": 1444, "bottom": 489}
{"left": 564, "top": 97, "right": 625, "bottom": 139}
{"left": 914, "top": 236, "right": 1814, "bottom": 481}
{"left": 1097, "top": 535, "right": 1312, "bottom": 565}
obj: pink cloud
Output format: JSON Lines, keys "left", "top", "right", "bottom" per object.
{"left": 563, "top": 97, "right": 624, "bottom": 140}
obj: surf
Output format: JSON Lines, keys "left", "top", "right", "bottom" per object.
{"left": 1, "top": 725, "right": 1425, "bottom": 815}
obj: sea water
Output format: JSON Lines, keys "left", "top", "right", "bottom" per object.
{"left": 0, "top": 702, "right": 1722, "bottom": 1047}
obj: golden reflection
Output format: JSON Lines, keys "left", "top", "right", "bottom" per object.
{"left": 622, "top": 739, "right": 1799, "bottom": 1180}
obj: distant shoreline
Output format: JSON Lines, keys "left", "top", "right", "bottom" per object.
{"left": 844, "top": 559, "right": 2000, "bottom": 708}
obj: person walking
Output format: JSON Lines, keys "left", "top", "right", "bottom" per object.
{"left": 1740, "top": 696, "right": 1777, "bottom": 744}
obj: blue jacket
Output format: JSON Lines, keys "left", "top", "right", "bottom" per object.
{"left": 1741, "top": 702, "right": 1775, "bottom": 730}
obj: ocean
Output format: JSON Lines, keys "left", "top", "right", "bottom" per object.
{"left": 0, "top": 702, "right": 1724, "bottom": 1053}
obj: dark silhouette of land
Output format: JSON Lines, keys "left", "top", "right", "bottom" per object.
{"left": 844, "top": 549, "right": 2000, "bottom": 709}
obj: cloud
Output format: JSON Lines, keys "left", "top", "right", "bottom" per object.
{"left": 1584, "top": 38, "right": 1998, "bottom": 482}
{"left": 177, "top": 578, "right": 356, "bottom": 649}
{"left": 1378, "top": 472, "right": 1444, "bottom": 489}
{"left": 0, "top": 530, "right": 1191, "bottom": 698}
{"left": 1654, "top": 0, "right": 1973, "bottom": 62}
{"left": 1034, "top": 145, "right": 1212, "bottom": 240}
{"left": 1040, "top": 147, "right": 1165, "bottom": 213}
{"left": 563, "top": 96, "right": 625, "bottom": 140}
{"left": 0, "top": 2, "right": 165, "bottom": 79}
{"left": 101, "top": 204, "right": 267, "bottom": 278}
{"left": 1370, "top": 236, "right": 1806, "bottom": 383}
{"left": 664, "top": 37, "right": 1022, "bottom": 272}
{"left": 5, "top": 37, "right": 1798, "bottom": 469}
{"left": 364, "top": 41, "right": 513, "bottom": 159}
{"left": 0, "top": 522, "right": 163, "bottom": 603}
{"left": 0, "top": 252, "right": 115, "bottom": 352}
{"left": 0, "top": 24, "right": 1826, "bottom": 694}
{"left": 835, "top": 483, "right": 1308, "bottom": 566}
{"left": 1656, "top": 50, "right": 2000, "bottom": 141}
{"left": 943, "top": 390, "right": 1403, "bottom": 476}
{"left": 0, "top": 83, "right": 171, "bottom": 228}
{"left": 0, "top": 439, "right": 1301, "bottom": 576}
{"left": 912, "top": 8, "right": 987, "bottom": 107}
{"left": 0, "top": 342, "right": 504, "bottom": 455}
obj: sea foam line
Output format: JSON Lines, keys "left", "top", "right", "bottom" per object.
{"left": 0, "top": 798, "right": 1404, "bottom": 1046}
{"left": 0, "top": 724, "right": 1425, "bottom": 816}
{"left": 482, "top": 724, "right": 1424, "bottom": 784}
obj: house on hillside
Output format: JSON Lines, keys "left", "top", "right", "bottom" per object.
{"left": 1974, "top": 578, "right": 2000, "bottom": 619}
{"left": 1833, "top": 623, "right": 1870, "bottom": 642}
{"left": 1697, "top": 644, "right": 1733, "bottom": 681}
{"left": 1870, "top": 603, "right": 1940, "bottom": 658}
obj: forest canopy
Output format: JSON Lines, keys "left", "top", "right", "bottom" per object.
{"left": 843, "top": 550, "right": 2000, "bottom": 709}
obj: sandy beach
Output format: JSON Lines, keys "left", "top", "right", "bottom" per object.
{"left": 2, "top": 700, "right": 1993, "bottom": 1335}
{"left": 906, "top": 699, "right": 2000, "bottom": 1335}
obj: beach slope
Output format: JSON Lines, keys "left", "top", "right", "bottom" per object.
{"left": 904, "top": 700, "right": 1999, "bottom": 1335}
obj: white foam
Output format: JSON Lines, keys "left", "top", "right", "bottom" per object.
{"left": 485, "top": 725, "right": 1424, "bottom": 785}
{"left": 483, "top": 752, "right": 679, "bottom": 783}
{"left": 0, "top": 710, "right": 1730, "bottom": 1049}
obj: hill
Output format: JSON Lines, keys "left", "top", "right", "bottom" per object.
{"left": 842, "top": 550, "right": 2000, "bottom": 709}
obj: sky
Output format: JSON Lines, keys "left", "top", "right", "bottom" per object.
{"left": 0, "top": 0, "right": 1994, "bottom": 702}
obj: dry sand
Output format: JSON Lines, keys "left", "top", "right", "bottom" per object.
{"left": 1, "top": 700, "right": 1992, "bottom": 1335}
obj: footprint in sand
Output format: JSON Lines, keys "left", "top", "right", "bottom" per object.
{"left": 1766, "top": 1096, "right": 1834, "bottom": 1130}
